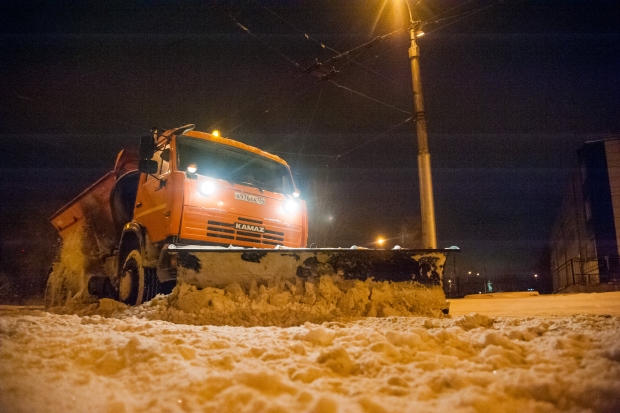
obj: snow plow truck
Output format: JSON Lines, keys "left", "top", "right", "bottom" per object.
{"left": 45, "top": 124, "right": 452, "bottom": 314}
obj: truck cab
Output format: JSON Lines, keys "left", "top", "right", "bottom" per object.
{"left": 134, "top": 125, "right": 307, "bottom": 250}
{"left": 114, "top": 124, "right": 307, "bottom": 304}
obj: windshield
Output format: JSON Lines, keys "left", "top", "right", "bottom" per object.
{"left": 177, "top": 136, "right": 294, "bottom": 195}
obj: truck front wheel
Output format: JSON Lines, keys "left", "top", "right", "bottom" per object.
{"left": 118, "top": 250, "right": 158, "bottom": 305}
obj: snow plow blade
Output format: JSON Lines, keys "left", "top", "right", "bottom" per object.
{"left": 159, "top": 245, "right": 453, "bottom": 314}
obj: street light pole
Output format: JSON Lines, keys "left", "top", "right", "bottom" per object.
{"left": 408, "top": 20, "right": 437, "bottom": 249}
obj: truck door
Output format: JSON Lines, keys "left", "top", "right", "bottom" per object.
{"left": 133, "top": 143, "right": 171, "bottom": 242}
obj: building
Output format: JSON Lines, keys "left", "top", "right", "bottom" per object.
{"left": 550, "top": 138, "right": 620, "bottom": 293}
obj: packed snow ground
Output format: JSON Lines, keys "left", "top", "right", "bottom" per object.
{"left": 2, "top": 292, "right": 620, "bottom": 413}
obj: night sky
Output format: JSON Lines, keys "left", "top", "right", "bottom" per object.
{"left": 1, "top": 0, "right": 619, "bottom": 289}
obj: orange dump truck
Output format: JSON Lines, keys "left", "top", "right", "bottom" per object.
{"left": 47, "top": 124, "right": 451, "bottom": 311}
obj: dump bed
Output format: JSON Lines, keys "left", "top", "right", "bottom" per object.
{"left": 49, "top": 150, "right": 139, "bottom": 256}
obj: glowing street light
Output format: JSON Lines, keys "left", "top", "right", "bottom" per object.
{"left": 377, "top": 237, "right": 385, "bottom": 247}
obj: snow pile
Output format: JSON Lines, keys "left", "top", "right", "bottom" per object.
{"left": 70, "top": 278, "right": 446, "bottom": 327}
{"left": 1, "top": 300, "right": 620, "bottom": 413}
{"left": 44, "top": 224, "right": 448, "bottom": 325}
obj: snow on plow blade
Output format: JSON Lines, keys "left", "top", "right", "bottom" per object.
{"left": 165, "top": 246, "right": 447, "bottom": 288}
{"left": 157, "top": 245, "right": 452, "bottom": 318}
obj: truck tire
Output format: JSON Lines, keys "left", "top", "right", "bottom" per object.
{"left": 119, "top": 249, "right": 160, "bottom": 305}
{"left": 119, "top": 250, "right": 146, "bottom": 305}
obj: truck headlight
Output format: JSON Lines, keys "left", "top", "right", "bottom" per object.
{"left": 284, "top": 199, "right": 298, "bottom": 214}
{"left": 199, "top": 182, "right": 216, "bottom": 196}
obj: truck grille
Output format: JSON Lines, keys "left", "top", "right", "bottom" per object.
{"left": 207, "top": 219, "right": 285, "bottom": 246}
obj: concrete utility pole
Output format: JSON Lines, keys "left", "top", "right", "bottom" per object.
{"left": 408, "top": 20, "right": 437, "bottom": 249}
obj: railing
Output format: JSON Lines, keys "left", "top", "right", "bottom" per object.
{"left": 443, "top": 278, "right": 539, "bottom": 298}
{"left": 552, "top": 258, "right": 601, "bottom": 293}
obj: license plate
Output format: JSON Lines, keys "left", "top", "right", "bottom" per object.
{"left": 235, "top": 192, "right": 265, "bottom": 205}
{"left": 235, "top": 222, "right": 265, "bottom": 233}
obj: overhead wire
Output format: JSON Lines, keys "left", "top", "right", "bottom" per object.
{"left": 260, "top": 81, "right": 325, "bottom": 160}
{"left": 324, "top": 0, "right": 509, "bottom": 161}
{"left": 227, "top": 15, "right": 305, "bottom": 71}
{"left": 211, "top": 10, "right": 414, "bottom": 136}
{"left": 421, "top": 0, "right": 478, "bottom": 22}
{"left": 207, "top": 7, "right": 415, "bottom": 162}
{"left": 224, "top": 83, "right": 318, "bottom": 134}
{"left": 226, "top": 0, "right": 505, "bottom": 161}
{"left": 274, "top": 85, "right": 326, "bottom": 164}
{"left": 303, "top": 85, "right": 324, "bottom": 137}
{"left": 250, "top": 0, "right": 339, "bottom": 55}
{"left": 204, "top": 9, "right": 321, "bottom": 133}
{"left": 250, "top": 0, "right": 409, "bottom": 90}
{"left": 422, "top": 0, "right": 505, "bottom": 35}
{"left": 11, "top": 0, "right": 505, "bottom": 148}
{"left": 336, "top": 116, "right": 414, "bottom": 160}
{"left": 328, "top": 80, "right": 411, "bottom": 115}
{"left": 220, "top": 0, "right": 509, "bottom": 149}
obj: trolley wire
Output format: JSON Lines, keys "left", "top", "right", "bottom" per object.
{"left": 10, "top": 0, "right": 505, "bottom": 151}
{"left": 227, "top": 0, "right": 503, "bottom": 148}
{"left": 250, "top": 0, "right": 405, "bottom": 89}
{"left": 224, "top": 0, "right": 506, "bottom": 160}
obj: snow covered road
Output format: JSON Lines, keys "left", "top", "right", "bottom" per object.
{"left": 1, "top": 292, "right": 620, "bottom": 413}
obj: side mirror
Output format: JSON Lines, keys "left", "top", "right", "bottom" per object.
{"left": 138, "top": 159, "right": 158, "bottom": 174}
{"left": 139, "top": 136, "right": 156, "bottom": 159}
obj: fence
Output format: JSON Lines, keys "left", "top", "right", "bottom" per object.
{"left": 443, "top": 277, "right": 540, "bottom": 299}
{"left": 552, "top": 258, "right": 600, "bottom": 293}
